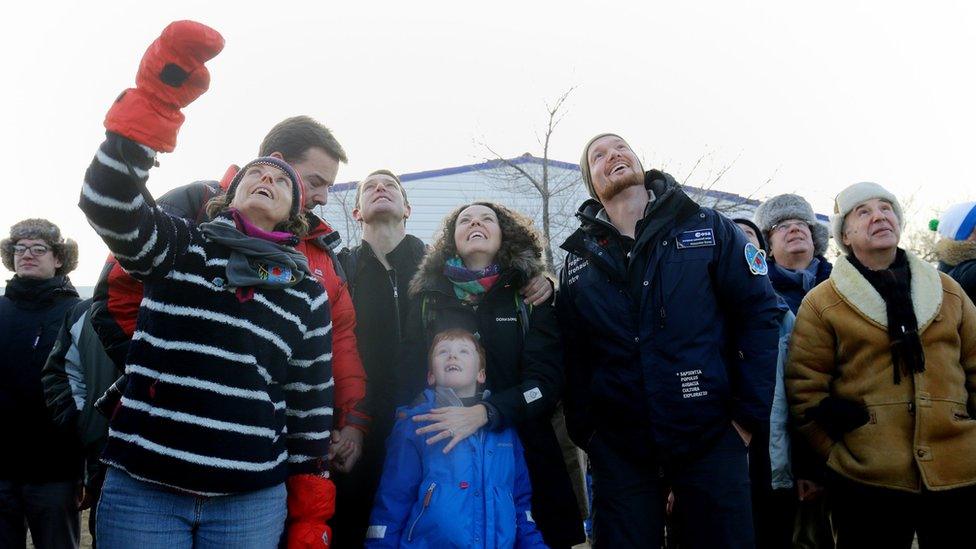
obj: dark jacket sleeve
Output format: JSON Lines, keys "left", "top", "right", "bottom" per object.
{"left": 555, "top": 262, "right": 596, "bottom": 450}
{"left": 395, "top": 297, "right": 435, "bottom": 408}
{"left": 513, "top": 434, "right": 547, "bottom": 548}
{"left": 41, "top": 301, "right": 89, "bottom": 434}
{"left": 711, "top": 214, "right": 781, "bottom": 433}
{"left": 485, "top": 296, "right": 564, "bottom": 429}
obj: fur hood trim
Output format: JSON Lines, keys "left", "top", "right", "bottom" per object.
{"left": 935, "top": 238, "right": 976, "bottom": 268}
{"left": 409, "top": 241, "right": 545, "bottom": 297}
{"left": 829, "top": 251, "right": 942, "bottom": 331}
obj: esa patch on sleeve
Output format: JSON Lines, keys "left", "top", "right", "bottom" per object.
{"left": 675, "top": 229, "right": 716, "bottom": 249}
{"left": 523, "top": 387, "right": 542, "bottom": 404}
{"left": 366, "top": 525, "right": 387, "bottom": 539}
{"left": 744, "top": 242, "right": 769, "bottom": 275}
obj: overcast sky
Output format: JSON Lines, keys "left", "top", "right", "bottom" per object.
{"left": 3, "top": 1, "right": 974, "bottom": 286}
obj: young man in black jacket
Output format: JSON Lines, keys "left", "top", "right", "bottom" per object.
{"left": 0, "top": 219, "right": 83, "bottom": 549}
{"left": 333, "top": 171, "right": 554, "bottom": 547}
{"left": 557, "top": 134, "right": 781, "bottom": 549}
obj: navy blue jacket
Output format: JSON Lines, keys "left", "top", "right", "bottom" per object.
{"left": 557, "top": 172, "right": 781, "bottom": 461}
{"left": 0, "top": 275, "right": 82, "bottom": 482}
{"left": 766, "top": 257, "right": 832, "bottom": 314}
{"left": 367, "top": 389, "right": 545, "bottom": 548}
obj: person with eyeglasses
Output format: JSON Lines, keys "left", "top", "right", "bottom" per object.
{"left": 752, "top": 193, "right": 835, "bottom": 549}
{"left": 0, "top": 218, "right": 83, "bottom": 549}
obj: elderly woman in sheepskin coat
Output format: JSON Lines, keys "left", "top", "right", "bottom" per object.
{"left": 395, "top": 201, "right": 584, "bottom": 548}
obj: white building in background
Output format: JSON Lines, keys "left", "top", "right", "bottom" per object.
{"left": 318, "top": 154, "right": 827, "bottom": 265}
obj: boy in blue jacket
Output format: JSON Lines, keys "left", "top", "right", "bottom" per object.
{"left": 366, "top": 328, "right": 546, "bottom": 548}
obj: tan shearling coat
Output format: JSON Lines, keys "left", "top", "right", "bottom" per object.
{"left": 787, "top": 251, "right": 976, "bottom": 492}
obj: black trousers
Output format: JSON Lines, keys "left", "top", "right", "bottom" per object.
{"left": 0, "top": 479, "right": 80, "bottom": 549}
{"left": 829, "top": 472, "right": 976, "bottom": 549}
{"left": 589, "top": 425, "right": 754, "bottom": 549}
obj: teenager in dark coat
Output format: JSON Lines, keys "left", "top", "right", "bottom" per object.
{"left": 0, "top": 218, "right": 83, "bottom": 549}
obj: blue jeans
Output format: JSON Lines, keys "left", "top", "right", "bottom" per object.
{"left": 96, "top": 467, "right": 286, "bottom": 549}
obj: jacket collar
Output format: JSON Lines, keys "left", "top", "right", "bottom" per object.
{"left": 561, "top": 170, "right": 698, "bottom": 259}
{"left": 3, "top": 275, "right": 78, "bottom": 307}
{"left": 830, "top": 250, "right": 942, "bottom": 330}
{"left": 936, "top": 238, "right": 976, "bottom": 268}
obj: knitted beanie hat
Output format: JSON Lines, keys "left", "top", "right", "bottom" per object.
{"left": 579, "top": 133, "right": 644, "bottom": 200}
{"left": 831, "top": 182, "right": 904, "bottom": 255}
{"left": 733, "top": 218, "right": 767, "bottom": 251}
{"left": 753, "top": 194, "right": 829, "bottom": 257}
{"left": 1, "top": 218, "right": 78, "bottom": 275}
{"left": 225, "top": 157, "right": 305, "bottom": 218}
{"left": 935, "top": 201, "right": 976, "bottom": 241}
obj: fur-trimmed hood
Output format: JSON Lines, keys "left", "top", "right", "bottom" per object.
{"left": 409, "top": 238, "right": 546, "bottom": 297}
{"left": 935, "top": 238, "right": 976, "bottom": 268}
{"left": 829, "top": 251, "right": 943, "bottom": 331}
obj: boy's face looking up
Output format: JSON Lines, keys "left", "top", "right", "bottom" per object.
{"left": 427, "top": 336, "right": 486, "bottom": 398}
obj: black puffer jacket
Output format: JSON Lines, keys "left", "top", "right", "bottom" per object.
{"left": 0, "top": 275, "right": 82, "bottom": 482}
{"left": 399, "top": 246, "right": 584, "bottom": 549}
{"left": 937, "top": 238, "right": 976, "bottom": 304}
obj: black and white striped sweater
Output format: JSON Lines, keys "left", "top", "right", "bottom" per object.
{"left": 80, "top": 133, "right": 333, "bottom": 495}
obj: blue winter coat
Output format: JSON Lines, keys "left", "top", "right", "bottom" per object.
{"left": 366, "top": 388, "right": 546, "bottom": 548}
{"left": 766, "top": 256, "right": 832, "bottom": 314}
{"left": 557, "top": 172, "right": 781, "bottom": 461}
{"left": 769, "top": 303, "right": 795, "bottom": 489}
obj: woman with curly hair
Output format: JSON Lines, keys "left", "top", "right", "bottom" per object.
{"left": 390, "top": 201, "right": 584, "bottom": 548}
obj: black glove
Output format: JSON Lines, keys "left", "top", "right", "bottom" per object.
{"left": 805, "top": 396, "right": 869, "bottom": 441}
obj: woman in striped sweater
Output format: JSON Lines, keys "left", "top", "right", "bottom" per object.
{"left": 79, "top": 21, "right": 335, "bottom": 548}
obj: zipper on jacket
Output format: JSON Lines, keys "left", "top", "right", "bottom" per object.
{"left": 390, "top": 269, "right": 401, "bottom": 341}
{"left": 407, "top": 482, "right": 436, "bottom": 542}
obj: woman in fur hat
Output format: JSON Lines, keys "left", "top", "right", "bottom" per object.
{"left": 934, "top": 201, "right": 976, "bottom": 303}
{"left": 0, "top": 218, "right": 83, "bottom": 548}
{"left": 787, "top": 182, "right": 976, "bottom": 548}
{"left": 396, "top": 201, "right": 584, "bottom": 548}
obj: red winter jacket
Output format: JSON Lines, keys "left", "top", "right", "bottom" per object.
{"left": 90, "top": 172, "right": 369, "bottom": 433}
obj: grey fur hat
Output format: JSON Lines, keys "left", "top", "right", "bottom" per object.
{"left": 1, "top": 218, "right": 78, "bottom": 276}
{"left": 753, "top": 194, "right": 829, "bottom": 257}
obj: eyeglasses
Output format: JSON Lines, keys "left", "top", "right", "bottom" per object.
{"left": 13, "top": 244, "right": 51, "bottom": 257}
{"left": 770, "top": 220, "right": 810, "bottom": 234}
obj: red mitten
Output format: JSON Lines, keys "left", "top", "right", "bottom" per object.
{"left": 286, "top": 474, "right": 336, "bottom": 549}
{"left": 105, "top": 20, "right": 224, "bottom": 152}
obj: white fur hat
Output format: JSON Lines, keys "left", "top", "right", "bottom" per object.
{"left": 831, "top": 182, "right": 904, "bottom": 255}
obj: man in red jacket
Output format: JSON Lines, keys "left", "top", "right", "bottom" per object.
{"left": 90, "top": 115, "right": 369, "bottom": 471}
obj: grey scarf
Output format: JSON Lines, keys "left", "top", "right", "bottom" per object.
{"left": 199, "top": 217, "right": 310, "bottom": 289}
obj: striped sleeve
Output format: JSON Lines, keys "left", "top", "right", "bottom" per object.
{"left": 80, "top": 133, "right": 188, "bottom": 280}
{"left": 284, "top": 285, "right": 334, "bottom": 475}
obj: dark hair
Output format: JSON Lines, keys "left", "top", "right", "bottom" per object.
{"left": 428, "top": 328, "right": 486, "bottom": 372}
{"left": 437, "top": 201, "right": 543, "bottom": 272}
{"left": 259, "top": 115, "right": 348, "bottom": 164}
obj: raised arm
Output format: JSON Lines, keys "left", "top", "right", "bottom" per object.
{"left": 79, "top": 21, "right": 223, "bottom": 280}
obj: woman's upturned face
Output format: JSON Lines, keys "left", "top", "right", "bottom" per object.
{"left": 231, "top": 163, "right": 294, "bottom": 230}
{"left": 454, "top": 205, "right": 502, "bottom": 265}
